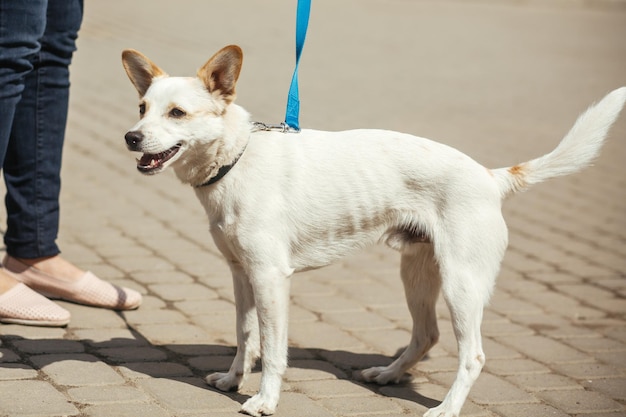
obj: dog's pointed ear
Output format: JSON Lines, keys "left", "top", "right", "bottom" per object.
{"left": 122, "top": 49, "right": 167, "bottom": 97}
{"left": 197, "top": 45, "right": 243, "bottom": 105}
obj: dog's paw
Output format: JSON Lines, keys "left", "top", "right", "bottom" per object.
{"left": 423, "top": 404, "right": 457, "bottom": 417}
{"left": 240, "top": 393, "right": 278, "bottom": 417}
{"left": 205, "top": 371, "right": 242, "bottom": 392}
{"left": 355, "top": 366, "right": 410, "bottom": 385}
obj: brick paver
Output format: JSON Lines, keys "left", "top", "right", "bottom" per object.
{"left": 1, "top": 1, "right": 625, "bottom": 416}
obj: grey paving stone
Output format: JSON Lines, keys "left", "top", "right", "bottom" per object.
{"left": 284, "top": 359, "right": 347, "bottom": 381}
{"left": 335, "top": 280, "right": 407, "bottom": 308}
{"left": 320, "top": 395, "right": 404, "bottom": 416}
{"left": 138, "top": 377, "right": 239, "bottom": 412}
{"left": 131, "top": 294, "right": 168, "bottom": 310}
{"left": 271, "top": 392, "right": 336, "bottom": 417}
{"left": 165, "top": 343, "right": 235, "bottom": 356}
{"left": 526, "top": 291, "right": 607, "bottom": 320}
{"left": 82, "top": 402, "right": 171, "bottom": 417}
{"left": 0, "top": 348, "right": 20, "bottom": 362}
{"left": 430, "top": 372, "right": 538, "bottom": 405}
{"left": 136, "top": 323, "right": 213, "bottom": 345}
{"left": 494, "top": 335, "right": 591, "bottom": 364}
{"left": 384, "top": 384, "right": 493, "bottom": 417}
{"left": 525, "top": 270, "right": 586, "bottom": 285}
{"left": 289, "top": 304, "right": 319, "bottom": 323}
{"left": 117, "top": 362, "right": 194, "bottom": 379}
{"left": 187, "top": 355, "right": 235, "bottom": 373}
{"left": 122, "top": 308, "right": 188, "bottom": 325}
{"left": 603, "top": 326, "right": 626, "bottom": 344}
{"left": 482, "top": 338, "right": 524, "bottom": 360}
{"left": 372, "top": 305, "right": 411, "bottom": 323}
{"left": 61, "top": 302, "right": 134, "bottom": 330}
{"left": 491, "top": 403, "right": 571, "bottom": 417}
{"left": 355, "top": 328, "right": 413, "bottom": 357}
{"left": 91, "top": 243, "right": 153, "bottom": 259}
{"left": 174, "top": 299, "right": 234, "bottom": 316}
{"left": 131, "top": 270, "right": 195, "bottom": 285}
{"left": 484, "top": 358, "right": 550, "bottom": 376}
{"left": 67, "top": 385, "right": 151, "bottom": 404}
{"left": 30, "top": 353, "right": 125, "bottom": 386}
{"left": 487, "top": 297, "right": 543, "bottom": 316}
{"left": 419, "top": 355, "right": 460, "bottom": 374}
{"left": 97, "top": 346, "right": 168, "bottom": 363}
{"left": 481, "top": 320, "right": 535, "bottom": 338}
{"left": 594, "top": 350, "right": 626, "bottom": 370}
{"left": 0, "top": 380, "right": 79, "bottom": 416}
{"left": 562, "top": 335, "right": 626, "bottom": 353}
{"left": 11, "top": 339, "right": 85, "bottom": 355}
{"left": 377, "top": 384, "right": 438, "bottom": 415}
{"left": 582, "top": 377, "right": 626, "bottom": 402}
{"left": 317, "top": 346, "right": 393, "bottom": 370}
{"left": 0, "top": 363, "right": 39, "bottom": 380}
{"left": 148, "top": 283, "right": 219, "bottom": 302}
{"left": 291, "top": 278, "right": 336, "bottom": 296}
{"left": 72, "top": 328, "right": 147, "bottom": 347}
{"left": 321, "top": 310, "right": 395, "bottom": 331}
{"left": 190, "top": 311, "right": 236, "bottom": 335}
{"left": 538, "top": 389, "right": 623, "bottom": 414}
{"left": 290, "top": 379, "right": 374, "bottom": 399}
{"left": 504, "top": 373, "right": 583, "bottom": 392}
{"left": 552, "top": 361, "right": 624, "bottom": 380}
{"left": 288, "top": 321, "right": 365, "bottom": 350}
{"left": 107, "top": 255, "right": 178, "bottom": 274}
{"left": 292, "top": 294, "right": 366, "bottom": 313}
{"left": 0, "top": 325, "right": 67, "bottom": 340}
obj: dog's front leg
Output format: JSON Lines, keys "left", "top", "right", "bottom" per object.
{"left": 240, "top": 267, "right": 291, "bottom": 417}
{"left": 206, "top": 264, "right": 260, "bottom": 391}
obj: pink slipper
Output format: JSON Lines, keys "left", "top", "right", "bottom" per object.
{"left": 3, "top": 256, "right": 142, "bottom": 311}
{"left": 0, "top": 283, "right": 71, "bottom": 327}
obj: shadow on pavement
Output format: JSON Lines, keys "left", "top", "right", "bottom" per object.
{"left": 0, "top": 320, "right": 441, "bottom": 411}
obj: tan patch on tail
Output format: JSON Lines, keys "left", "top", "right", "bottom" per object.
{"left": 508, "top": 163, "right": 528, "bottom": 190}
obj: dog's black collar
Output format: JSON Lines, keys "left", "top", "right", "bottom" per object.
{"left": 196, "top": 146, "right": 247, "bottom": 188}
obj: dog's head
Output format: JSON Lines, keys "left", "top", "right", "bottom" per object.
{"left": 121, "top": 45, "right": 243, "bottom": 176}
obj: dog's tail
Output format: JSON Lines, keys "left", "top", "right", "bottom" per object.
{"left": 492, "top": 87, "right": 626, "bottom": 199}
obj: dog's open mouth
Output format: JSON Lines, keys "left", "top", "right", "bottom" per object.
{"left": 136, "top": 143, "right": 182, "bottom": 174}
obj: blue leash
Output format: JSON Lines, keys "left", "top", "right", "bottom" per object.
{"left": 284, "top": 0, "right": 311, "bottom": 132}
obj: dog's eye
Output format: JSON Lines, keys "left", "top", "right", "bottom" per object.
{"left": 169, "top": 107, "right": 186, "bottom": 118}
{"left": 139, "top": 103, "right": 146, "bottom": 116}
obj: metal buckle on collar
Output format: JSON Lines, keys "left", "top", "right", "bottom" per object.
{"left": 252, "top": 121, "right": 300, "bottom": 133}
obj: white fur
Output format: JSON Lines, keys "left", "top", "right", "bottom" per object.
{"left": 122, "top": 46, "right": 626, "bottom": 417}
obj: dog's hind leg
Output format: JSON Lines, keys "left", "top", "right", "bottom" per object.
{"left": 424, "top": 272, "right": 487, "bottom": 417}
{"left": 359, "top": 243, "right": 441, "bottom": 384}
{"left": 206, "top": 263, "right": 260, "bottom": 392}
{"left": 424, "top": 214, "right": 506, "bottom": 417}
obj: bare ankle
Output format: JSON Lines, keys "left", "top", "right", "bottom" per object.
{"left": 11, "top": 255, "right": 85, "bottom": 282}
{"left": 0, "top": 269, "right": 20, "bottom": 293}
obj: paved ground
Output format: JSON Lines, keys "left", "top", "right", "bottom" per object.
{"left": 1, "top": 1, "right": 625, "bottom": 416}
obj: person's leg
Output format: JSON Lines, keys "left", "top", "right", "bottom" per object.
{"left": 3, "top": 0, "right": 83, "bottom": 259}
{"left": 0, "top": 0, "right": 47, "bottom": 163}
{"left": 1, "top": 0, "right": 142, "bottom": 311}
{"left": 0, "top": 0, "right": 71, "bottom": 326}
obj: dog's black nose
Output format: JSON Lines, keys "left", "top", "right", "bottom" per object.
{"left": 125, "top": 131, "right": 143, "bottom": 149}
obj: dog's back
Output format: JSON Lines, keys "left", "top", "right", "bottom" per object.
{"left": 204, "top": 127, "right": 500, "bottom": 271}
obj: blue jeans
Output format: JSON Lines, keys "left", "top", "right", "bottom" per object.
{"left": 0, "top": 0, "right": 83, "bottom": 258}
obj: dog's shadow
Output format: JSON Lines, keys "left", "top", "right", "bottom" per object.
{"left": 0, "top": 317, "right": 441, "bottom": 413}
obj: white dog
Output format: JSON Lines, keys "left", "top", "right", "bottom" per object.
{"left": 122, "top": 45, "right": 625, "bottom": 417}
